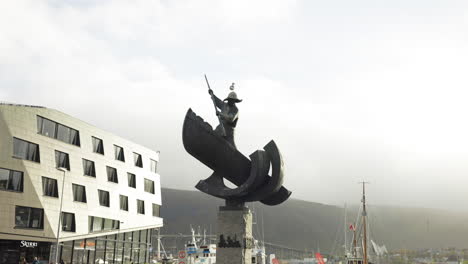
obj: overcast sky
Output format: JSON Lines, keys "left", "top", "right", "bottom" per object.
{"left": 1, "top": 0, "right": 468, "bottom": 211}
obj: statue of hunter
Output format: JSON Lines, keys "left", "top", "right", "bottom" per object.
{"left": 208, "top": 82, "right": 242, "bottom": 149}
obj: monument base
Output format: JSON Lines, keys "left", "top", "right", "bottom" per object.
{"left": 216, "top": 205, "right": 253, "bottom": 264}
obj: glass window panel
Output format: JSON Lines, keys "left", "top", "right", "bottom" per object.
{"left": 13, "top": 138, "right": 28, "bottom": 159}
{"left": 139, "top": 245, "right": 147, "bottom": 263}
{"left": 115, "top": 241, "right": 124, "bottom": 264}
{"left": 73, "top": 184, "right": 87, "bottom": 203}
{"left": 60, "top": 241, "right": 73, "bottom": 264}
{"left": 107, "top": 166, "right": 118, "bottom": 183}
{"left": 15, "top": 206, "right": 30, "bottom": 228}
{"left": 120, "top": 195, "right": 128, "bottom": 211}
{"left": 72, "top": 239, "right": 87, "bottom": 264}
{"left": 115, "top": 145, "right": 125, "bottom": 162}
{"left": 98, "top": 190, "right": 110, "bottom": 207}
{"left": 29, "top": 208, "right": 43, "bottom": 228}
{"left": 132, "top": 244, "right": 139, "bottom": 263}
{"left": 9, "top": 171, "right": 23, "bottom": 192}
{"left": 95, "top": 240, "right": 106, "bottom": 264}
{"left": 0, "top": 168, "right": 10, "bottom": 190}
{"left": 57, "top": 124, "right": 71, "bottom": 143}
{"left": 134, "top": 153, "right": 143, "bottom": 168}
{"left": 70, "top": 128, "right": 80, "bottom": 146}
{"left": 27, "top": 142, "right": 40, "bottom": 162}
{"left": 105, "top": 239, "right": 116, "bottom": 264}
{"left": 133, "top": 231, "right": 140, "bottom": 243}
{"left": 42, "top": 177, "right": 58, "bottom": 197}
{"left": 92, "top": 217, "right": 103, "bottom": 232}
{"left": 123, "top": 242, "right": 132, "bottom": 264}
{"left": 55, "top": 150, "right": 70, "bottom": 170}
{"left": 137, "top": 200, "right": 145, "bottom": 214}
{"left": 87, "top": 238, "right": 96, "bottom": 264}
{"left": 150, "top": 159, "right": 157, "bottom": 173}
{"left": 83, "top": 159, "right": 96, "bottom": 177}
{"left": 38, "top": 116, "right": 57, "bottom": 138}
{"left": 103, "top": 218, "right": 113, "bottom": 231}
{"left": 127, "top": 173, "right": 136, "bottom": 188}
{"left": 144, "top": 179, "right": 154, "bottom": 194}
{"left": 152, "top": 204, "right": 160, "bottom": 217}
{"left": 140, "top": 229, "right": 147, "bottom": 244}
{"left": 62, "top": 212, "right": 75, "bottom": 232}
{"left": 92, "top": 136, "right": 104, "bottom": 154}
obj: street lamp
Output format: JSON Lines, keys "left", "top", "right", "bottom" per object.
{"left": 55, "top": 167, "right": 67, "bottom": 264}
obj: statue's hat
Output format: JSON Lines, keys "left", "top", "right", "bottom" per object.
{"left": 224, "top": 91, "right": 242, "bottom": 103}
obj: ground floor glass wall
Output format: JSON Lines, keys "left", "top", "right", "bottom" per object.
{"left": 58, "top": 228, "right": 154, "bottom": 264}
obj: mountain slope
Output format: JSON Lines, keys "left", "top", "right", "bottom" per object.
{"left": 160, "top": 188, "right": 468, "bottom": 252}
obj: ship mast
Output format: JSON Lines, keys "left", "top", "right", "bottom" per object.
{"left": 361, "top": 182, "right": 369, "bottom": 264}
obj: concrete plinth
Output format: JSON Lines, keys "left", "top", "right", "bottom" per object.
{"left": 216, "top": 206, "right": 253, "bottom": 264}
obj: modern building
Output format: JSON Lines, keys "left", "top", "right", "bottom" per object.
{"left": 0, "top": 103, "right": 163, "bottom": 264}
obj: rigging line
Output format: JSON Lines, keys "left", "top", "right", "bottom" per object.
{"left": 330, "top": 205, "right": 346, "bottom": 256}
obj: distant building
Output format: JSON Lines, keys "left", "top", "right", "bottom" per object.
{"left": 0, "top": 103, "right": 163, "bottom": 263}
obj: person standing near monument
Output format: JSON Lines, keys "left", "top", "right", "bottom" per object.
{"left": 208, "top": 83, "right": 242, "bottom": 148}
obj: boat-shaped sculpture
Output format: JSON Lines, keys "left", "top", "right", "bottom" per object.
{"left": 182, "top": 108, "right": 292, "bottom": 206}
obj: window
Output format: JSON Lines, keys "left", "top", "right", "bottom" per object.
{"left": 13, "top": 138, "right": 40, "bottom": 162}
{"left": 120, "top": 195, "right": 128, "bottom": 211}
{"left": 137, "top": 200, "right": 145, "bottom": 214}
{"left": 92, "top": 136, "right": 104, "bottom": 154}
{"left": 15, "top": 206, "right": 44, "bottom": 229}
{"left": 42, "top": 177, "right": 58, "bottom": 197}
{"left": 106, "top": 166, "right": 118, "bottom": 183}
{"left": 82, "top": 159, "right": 96, "bottom": 177}
{"left": 98, "top": 190, "right": 110, "bottom": 207}
{"left": 144, "top": 179, "right": 155, "bottom": 194}
{"left": 0, "top": 168, "right": 23, "bottom": 192}
{"left": 37, "top": 116, "right": 80, "bottom": 146}
{"left": 55, "top": 150, "right": 70, "bottom": 171}
{"left": 62, "top": 212, "right": 76, "bottom": 232}
{"left": 152, "top": 204, "right": 160, "bottom": 217}
{"left": 89, "top": 216, "right": 120, "bottom": 232}
{"left": 114, "top": 145, "right": 125, "bottom": 162}
{"left": 72, "top": 184, "right": 87, "bottom": 203}
{"left": 150, "top": 159, "right": 158, "bottom": 173}
{"left": 134, "top": 153, "right": 143, "bottom": 168}
{"left": 127, "top": 173, "right": 136, "bottom": 188}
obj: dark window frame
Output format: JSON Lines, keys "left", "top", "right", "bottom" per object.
{"left": 133, "top": 153, "right": 143, "bottom": 168}
{"left": 127, "top": 173, "right": 136, "bottom": 188}
{"left": 152, "top": 203, "right": 160, "bottom": 217}
{"left": 37, "top": 116, "right": 81, "bottom": 147}
{"left": 14, "top": 206, "right": 44, "bottom": 230}
{"left": 82, "top": 159, "right": 96, "bottom": 177}
{"left": 13, "top": 137, "right": 40, "bottom": 163}
{"left": 98, "top": 190, "right": 110, "bottom": 207}
{"left": 120, "top": 195, "right": 129, "bottom": 211}
{"left": 42, "top": 176, "right": 58, "bottom": 198}
{"left": 0, "top": 168, "right": 24, "bottom": 192}
{"left": 150, "top": 159, "right": 158, "bottom": 173}
{"left": 137, "top": 199, "right": 145, "bottom": 214}
{"left": 92, "top": 136, "right": 105, "bottom": 155}
{"left": 55, "top": 150, "right": 70, "bottom": 171}
{"left": 106, "top": 166, "right": 118, "bottom": 183}
{"left": 114, "top": 145, "right": 125, "bottom": 162}
{"left": 144, "top": 179, "right": 155, "bottom": 194}
{"left": 62, "top": 212, "right": 76, "bottom": 232}
{"left": 72, "top": 183, "right": 87, "bottom": 203}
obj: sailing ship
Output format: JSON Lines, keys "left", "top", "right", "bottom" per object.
{"left": 344, "top": 183, "right": 387, "bottom": 264}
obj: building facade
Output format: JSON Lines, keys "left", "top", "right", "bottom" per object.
{"left": 0, "top": 103, "right": 163, "bottom": 264}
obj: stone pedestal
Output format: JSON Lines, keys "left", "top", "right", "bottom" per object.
{"left": 216, "top": 206, "right": 253, "bottom": 264}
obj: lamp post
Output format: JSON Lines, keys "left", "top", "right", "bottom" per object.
{"left": 55, "top": 167, "right": 67, "bottom": 264}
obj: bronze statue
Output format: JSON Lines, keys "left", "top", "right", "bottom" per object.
{"left": 182, "top": 76, "right": 291, "bottom": 207}
{"left": 209, "top": 82, "right": 241, "bottom": 148}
